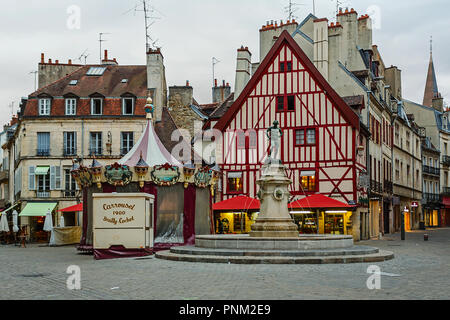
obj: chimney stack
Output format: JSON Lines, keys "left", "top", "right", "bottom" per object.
{"left": 169, "top": 84, "right": 193, "bottom": 108}
{"left": 147, "top": 48, "right": 167, "bottom": 122}
{"left": 212, "top": 80, "right": 231, "bottom": 104}
{"left": 37, "top": 53, "right": 82, "bottom": 89}
{"left": 313, "top": 18, "right": 329, "bottom": 80}
{"left": 234, "top": 46, "right": 252, "bottom": 99}
{"left": 102, "top": 49, "right": 118, "bottom": 65}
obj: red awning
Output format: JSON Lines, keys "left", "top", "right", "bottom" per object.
{"left": 213, "top": 196, "right": 260, "bottom": 211}
{"left": 59, "top": 203, "right": 83, "bottom": 212}
{"left": 443, "top": 197, "right": 450, "bottom": 208}
{"left": 289, "top": 194, "right": 354, "bottom": 209}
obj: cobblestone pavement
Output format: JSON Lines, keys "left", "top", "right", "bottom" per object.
{"left": 1, "top": 228, "right": 449, "bottom": 300}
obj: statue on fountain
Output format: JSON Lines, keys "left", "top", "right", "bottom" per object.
{"left": 250, "top": 120, "right": 299, "bottom": 238}
{"left": 266, "top": 120, "right": 283, "bottom": 164}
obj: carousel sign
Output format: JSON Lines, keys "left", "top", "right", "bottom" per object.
{"left": 194, "top": 167, "right": 212, "bottom": 188}
{"left": 151, "top": 163, "right": 180, "bottom": 186}
{"left": 104, "top": 163, "right": 133, "bottom": 187}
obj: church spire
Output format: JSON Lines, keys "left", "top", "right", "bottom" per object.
{"left": 423, "top": 36, "right": 441, "bottom": 108}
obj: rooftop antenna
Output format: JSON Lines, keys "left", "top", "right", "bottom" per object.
{"left": 29, "top": 71, "right": 38, "bottom": 92}
{"left": 132, "top": 0, "right": 163, "bottom": 52}
{"left": 78, "top": 49, "right": 89, "bottom": 65}
{"left": 284, "top": 0, "right": 305, "bottom": 21}
{"left": 99, "top": 32, "right": 111, "bottom": 63}
{"left": 334, "top": 0, "right": 344, "bottom": 20}
{"left": 212, "top": 57, "right": 220, "bottom": 87}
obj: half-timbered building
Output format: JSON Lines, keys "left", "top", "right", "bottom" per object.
{"left": 214, "top": 31, "right": 368, "bottom": 239}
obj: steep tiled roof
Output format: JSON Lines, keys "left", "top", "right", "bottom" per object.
{"left": 24, "top": 65, "right": 148, "bottom": 117}
{"left": 209, "top": 93, "right": 234, "bottom": 119}
{"left": 30, "top": 65, "right": 147, "bottom": 98}
{"left": 423, "top": 53, "right": 440, "bottom": 107}
{"left": 197, "top": 103, "right": 219, "bottom": 117}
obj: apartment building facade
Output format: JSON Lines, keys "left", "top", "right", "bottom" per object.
{"left": 2, "top": 50, "right": 168, "bottom": 237}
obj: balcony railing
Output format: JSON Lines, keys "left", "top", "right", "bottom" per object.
{"left": 37, "top": 191, "right": 50, "bottom": 198}
{"left": 64, "top": 190, "right": 77, "bottom": 198}
{"left": 423, "top": 165, "right": 440, "bottom": 175}
{"left": 63, "top": 148, "right": 77, "bottom": 157}
{"left": 443, "top": 156, "right": 450, "bottom": 167}
{"left": 383, "top": 180, "right": 393, "bottom": 193}
{"left": 424, "top": 193, "right": 440, "bottom": 203}
{"left": 370, "top": 180, "right": 383, "bottom": 194}
{"left": 37, "top": 149, "right": 50, "bottom": 156}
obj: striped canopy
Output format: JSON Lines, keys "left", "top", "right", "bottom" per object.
{"left": 118, "top": 119, "right": 182, "bottom": 167}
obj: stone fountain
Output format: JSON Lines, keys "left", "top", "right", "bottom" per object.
{"left": 156, "top": 122, "right": 394, "bottom": 264}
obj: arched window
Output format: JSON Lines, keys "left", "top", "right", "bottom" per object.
{"left": 247, "top": 129, "right": 257, "bottom": 149}
{"left": 236, "top": 130, "right": 246, "bottom": 150}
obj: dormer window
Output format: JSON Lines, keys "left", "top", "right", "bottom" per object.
{"left": 65, "top": 98, "right": 77, "bottom": 115}
{"left": 122, "top": 97, "right": 134, "bottom": 115}
{"left": 39, "top": 98, "right": 51, "bottom": 116}
{"left": 91, "top": 98, "right": 103, "bottom": 115}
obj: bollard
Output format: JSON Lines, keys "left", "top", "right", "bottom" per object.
{"left": 424, "top": 234, "right": 429, "bottom": 241}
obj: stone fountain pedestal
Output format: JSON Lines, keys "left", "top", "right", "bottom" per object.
{"left": 156, "top": 125, "right": 394, "bottom": 264}
{"left": 250, "top": 162, "right": 299, "bottom": 238}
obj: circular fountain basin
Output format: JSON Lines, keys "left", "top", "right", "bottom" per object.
{"left": 195, "top": 234, "right": 354, "bottom": 250}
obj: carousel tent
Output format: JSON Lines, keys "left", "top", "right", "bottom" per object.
{"left": 118, "top": 118, "right": 182, "bottom": 167}
{"left": 77, "top": 109, "right": 214, "bottom": 259}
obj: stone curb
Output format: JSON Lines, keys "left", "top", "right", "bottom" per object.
{"left": 170, "top": 246, "right": 380, "bottom": 257}
{"left": 155, "top": 250, "right": 395, "bottom": 265}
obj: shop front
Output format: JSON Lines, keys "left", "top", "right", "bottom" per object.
{"left": 424, "top": 209, "right": 440, "bottom": 228}
{"left": 213, "top": 196, "right": 260, "bottom": 235}
{"left": 290, "top": 211, "right": 318, "bottom": 234}
{"left": 441, "top": 197, "right": 450, "bottom": 227}
{"left": 369, "top": 199, "right": 381, "bottom": 238}
{"left": 18, "top": 202, "right": 57, "bottom": 243}
{"left": 289, "top": 194, "right": 355, "bottom": 237}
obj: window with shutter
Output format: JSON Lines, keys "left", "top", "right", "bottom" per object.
{"left": 55, "top": 166, "right": 61, "bottom": 190}
{"left": 37, "top": 132, "right": 50, "bottom": 156}
{"left": 29, "top": 166, "right": 36, "bottom": 190}
{"left": 50, "top": 166, "right": 56, "bottom": 190}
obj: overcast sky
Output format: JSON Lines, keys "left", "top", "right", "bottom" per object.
{"left": 0, "top": 0, "right": 449, "bottom": 127}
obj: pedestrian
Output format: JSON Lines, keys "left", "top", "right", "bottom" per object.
{"left": 18, "top": 226, "right": 27, "bottom": 248}
{"left": 218, "top": 219, "right": 224, "bottom": 234}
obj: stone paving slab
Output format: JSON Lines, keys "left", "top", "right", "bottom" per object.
{"left": 0, "top": 228, "right": 449, "bottom": 300}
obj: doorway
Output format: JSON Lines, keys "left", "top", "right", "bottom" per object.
{"left": 383, "top": 202, "right": 390, "bottom": 234}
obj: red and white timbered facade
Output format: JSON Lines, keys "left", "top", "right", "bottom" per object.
{"left": 215, "top": 31, "right": 366, "bottom": 205}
